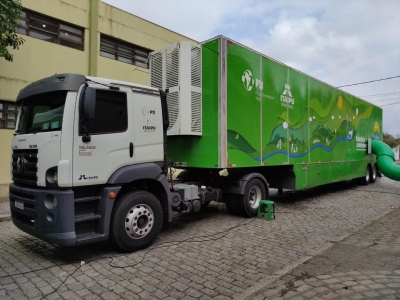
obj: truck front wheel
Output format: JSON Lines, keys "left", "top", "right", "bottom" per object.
{"left": 237, "top": 178, "right": 267, "bottom": 218}
{"left": 111, "top": 190, "right": 163, "bottom": 252}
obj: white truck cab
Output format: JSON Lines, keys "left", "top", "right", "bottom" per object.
{"left": 10, "top": 74, "right": 172, "bottom": 251}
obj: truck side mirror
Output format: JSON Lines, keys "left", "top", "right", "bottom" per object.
{"left": 83, "top": 87, "right": 96, "bottom": 121}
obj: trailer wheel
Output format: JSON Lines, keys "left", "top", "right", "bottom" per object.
{"left": 369, "top": 164, "right": 377, "bottom": 183}
{"left": 359, "top": 165, "right": 371, "bottom": 185}
{"left": 237, "top": 178, "right": 267, "bottom": 218}
{"left": 111, "top": 190, "right": 163, "bottom": 252}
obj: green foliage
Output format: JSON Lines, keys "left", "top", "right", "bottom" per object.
{"left": 0, "top": 0, "right": 25, "bottom": 62}
{"left": 383, "top": 132, "right": 400, "bottom": 148}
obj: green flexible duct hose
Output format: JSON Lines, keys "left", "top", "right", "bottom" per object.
{"left": 371, "top": 139, "right": 400, "bottom": 181}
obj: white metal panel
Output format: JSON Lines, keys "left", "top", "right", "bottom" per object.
{"left": 150, "top": 52, "right": 163, "bottom": 90}
{"left": 219, "top": 38, "right": 228, "bottom": 168}
{"left": 149, "top": 41, "right": 202, "bottom": 136}
{"left": 58, "top": 90, "right": 78, "bottom": 186}
{"left": 132, "top": 92, "right": 164, "bottom": 164}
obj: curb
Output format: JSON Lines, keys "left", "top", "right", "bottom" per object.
{"left": 0, "top": 215, "right": 11, "bottom": 222}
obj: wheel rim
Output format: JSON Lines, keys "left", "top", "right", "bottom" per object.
{"left": 125, "top": 204, "right": 154, "bottom": 239}
{"left": 366, "top": 167, "right": 370, "bottom": 182}
{"left": 248, "top": 186, "right": 262, "bottom": 209}
{"left": 372, "top": 166, "right": 377, "bottom": 180}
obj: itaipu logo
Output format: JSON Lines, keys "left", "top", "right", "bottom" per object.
{"left": 280, "top": 84, "right": 295, "bottom": 108}
{"left": 242, "top": 70, "right": 263, "bottom": 91}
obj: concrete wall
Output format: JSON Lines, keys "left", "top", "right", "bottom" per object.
{"left": 0, "top": 0, "right": 196, "bottom": 196}
{"left": 0, "top": 131, "right": 13, "bottom": 196}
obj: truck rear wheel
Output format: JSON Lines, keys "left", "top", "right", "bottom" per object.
{"left": 237, "top": 178, "right": 267, "bottom": 218}
{"left": 111, "top": 190, "right": 163, "bottom": 252}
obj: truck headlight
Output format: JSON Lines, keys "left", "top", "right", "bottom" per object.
{"left": 46, "top": 167, "right": 58, "bottom": 186}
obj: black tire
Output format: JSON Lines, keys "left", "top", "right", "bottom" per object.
{"left": 358, "top": 165, "right": 371, "bottom": 185}
{"left": 369, "top": 164, "right": 377, "bottom": 183}
{"left": 236, "top": 178, "right": 267, "bottom": 218}
{"left": 111, "top": 190, "right": 163, "bottom": 252}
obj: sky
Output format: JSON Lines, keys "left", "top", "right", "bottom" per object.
{"left": 102, "top": 0, "right": 400, "bottom": 135}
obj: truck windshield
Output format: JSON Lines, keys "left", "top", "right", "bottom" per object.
{"left": 17, "top": 91, "right": 67, "bottom": 134}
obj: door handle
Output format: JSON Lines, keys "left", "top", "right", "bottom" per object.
{"left": 129, "top": 142, "right": 133, "bottom": 157}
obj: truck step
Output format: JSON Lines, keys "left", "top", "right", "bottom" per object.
{"left": 76, "top": 233, "right": 105, "bottom": 245}
{"left": 75, "top": 213, "right": 101, "bottom": 223}
{"left": 74, "top": 196, "right": 101, "bottom": 203}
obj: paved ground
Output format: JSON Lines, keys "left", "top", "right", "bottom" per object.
{"left": 0, "top": 177, "right": 399, "bottom": 300}
{"left": 252, "top": 205, "right": 400, "bottom": 300}
{"left": 0, "top": 197, "right": 10, "bottom": 221}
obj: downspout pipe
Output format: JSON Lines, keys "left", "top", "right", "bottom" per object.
{"left": 371, "top": 139, "right": 400, "bottom": 181}
{"left": 89, "top": 0, "right": 99, "bottom": 76}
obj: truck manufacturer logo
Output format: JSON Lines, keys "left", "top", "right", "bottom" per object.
{"left": 281, "top": 84, "right": 295, "bottom": 109}
{"left": 242, "top": 70, "right": 263, "bottom": 91}
{"left": 143, "top": 125, "right": 156, "bottom": 132}
{"left": 78, "top": 175, "right": 98, "bottom": 180}
{"left": 29, "top": 144, "right": 37, "bottom": 149}
{"left": 17, "top": 155, "right": 26, "bottom": 173}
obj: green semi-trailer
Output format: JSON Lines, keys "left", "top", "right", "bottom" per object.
{"left": 156, "top": 36, "right": 384, "bottom": 191}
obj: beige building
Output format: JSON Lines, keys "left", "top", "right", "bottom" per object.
{"left": 0, "top": 0, "right": 195, "bottom": 197}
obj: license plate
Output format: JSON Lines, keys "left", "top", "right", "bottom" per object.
{"left": 15, "top": 201, "right": 24, "bottom": 210}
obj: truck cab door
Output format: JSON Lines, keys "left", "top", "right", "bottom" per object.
{"left": 72, "top": 86, "right": 134, "bottom": 186}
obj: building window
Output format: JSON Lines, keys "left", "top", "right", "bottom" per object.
{"left": 0, "top": 101, "right": 19, "bottom": 129}
{"left": 17, "top": 10, "right": 84, "bottom": 51}
{"left": 100, "top": 35, "right": 150, "bottom": 68}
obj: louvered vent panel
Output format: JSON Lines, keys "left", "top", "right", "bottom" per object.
{"left": 191, "top": 46, "right": 201, "bottom": 88}
{"left": 191, "top": 91, "right": 201, "bottom": 132}
{"left": 150, "top": 52, "right": 163, "bottom": 89}
{"left": 167, "top": 91, "right": 179, "bottom": 130}
{"left": 167, "top": 48, "right": 179, "bottom": 88}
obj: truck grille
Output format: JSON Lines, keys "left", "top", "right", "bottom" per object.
{"left": 12, "top": 149, "right": 38, "bottom": 186}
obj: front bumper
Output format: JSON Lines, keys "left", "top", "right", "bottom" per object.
{"left": 9, "top": 183, "right": 76, "bottom": 246}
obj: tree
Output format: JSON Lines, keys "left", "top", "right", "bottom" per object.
{"left": 0, "top": 0, "right": 25, "bottom": 62}
{"left": 383, "top": 132, "right": 400, "bottom": 148}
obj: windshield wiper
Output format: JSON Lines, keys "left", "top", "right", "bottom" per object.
{"left": 13, "top": 130, "right": 20, "bottom": 136}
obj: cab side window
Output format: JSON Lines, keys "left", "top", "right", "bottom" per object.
{"left": 81, "top": 90, "right": 127, "bottom": 135}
